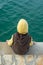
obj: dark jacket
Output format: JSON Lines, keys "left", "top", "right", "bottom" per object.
{"left": 11, "top": 32, "right": 31, "bottom": 55}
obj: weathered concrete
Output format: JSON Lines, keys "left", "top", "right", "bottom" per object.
{"left": 0, "top": 42, "right": 43, "bottom": 65}
{"left": 0, "top": 42, "right": 14, "bottom": 55}
{"left": 27, "top": 42, "right": 43, "bottom": 55}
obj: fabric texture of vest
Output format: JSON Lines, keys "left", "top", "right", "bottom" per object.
{"left": 11, "top": 32, "right": 31, "bottom": 55}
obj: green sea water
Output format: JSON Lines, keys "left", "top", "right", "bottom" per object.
{"left": 0, "top": 0, "right": 43, "bottom": 42}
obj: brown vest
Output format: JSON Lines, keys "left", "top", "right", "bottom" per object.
{"left": 11, "top": 32, "right": 31, "bottom": 55}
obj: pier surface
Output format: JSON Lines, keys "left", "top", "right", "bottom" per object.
{"left": 0, "top": 42, "right": 43, "bottom": 55}
{"left": 0, "top": 42, "right": 43, "bottom": 65}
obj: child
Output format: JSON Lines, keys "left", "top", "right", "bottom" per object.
{"left": 6, "top": 19, "right": 33, "bottom": 55}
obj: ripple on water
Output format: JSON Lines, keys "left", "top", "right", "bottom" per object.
{"left": 0, "top": 0, "right": 43, "bottom": 41}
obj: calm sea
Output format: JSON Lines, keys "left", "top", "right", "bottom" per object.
{"left": 0, "top": 0, "right": 43, "bottom": 42}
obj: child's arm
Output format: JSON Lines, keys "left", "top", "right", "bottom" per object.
{"left": 6, "top": 35, "right": 13, "bottom": 46}
{"left": 29, "top": 37, "right": 33, "bottom": 46}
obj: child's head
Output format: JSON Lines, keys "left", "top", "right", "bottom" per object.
{"left": 17, "top": 19, "right": 28, "bottom": 34}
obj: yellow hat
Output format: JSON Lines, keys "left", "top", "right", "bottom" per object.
{"left": 17, "top": 19, "right": 28, "bottom": 34}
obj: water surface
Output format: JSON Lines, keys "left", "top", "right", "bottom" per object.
{"left": 0, "top": 0, "right": 43, "bottom": 42}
